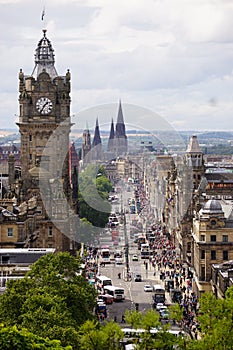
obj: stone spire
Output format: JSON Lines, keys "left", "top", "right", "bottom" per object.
{"left": 186, "top": 134, "right": 205, "bottom": 189}
{"left": 187, "top": 135, "right": 201, "bottom": 153}
{"left": 31, "top": 29, "right": 58, "bottom": 80}
{"left": 107, "top": 118, "right": 115, "bottom": 153}
{"left": 82, "top": 124, "right": 91, "bottom": 165}
{"left": 115, "top": 100, "right": 128, "bottom": 156}
{"left": 92, "top": 117, "right": 102, "bottom": 160}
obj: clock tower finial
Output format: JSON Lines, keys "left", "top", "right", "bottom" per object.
{"left": 31, "top": 30, "right": 58, "bottom": 80}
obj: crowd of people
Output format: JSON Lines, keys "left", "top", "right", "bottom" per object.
{"left": 140, "top": 224, "right": 200, "bottom": 339}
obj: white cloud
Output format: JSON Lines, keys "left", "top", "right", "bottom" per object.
{"left": 0, "top": 0, "right": 233, "bottom": 131}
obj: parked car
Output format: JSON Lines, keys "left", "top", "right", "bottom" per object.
{"left": 132, "top": 254, "right": 138, "bottom": 261}
{"left": 134, "top": 274, "right": 142, "bottom": 282}
{"left": 144, "top": 284, "right": 153, "bottom": 292}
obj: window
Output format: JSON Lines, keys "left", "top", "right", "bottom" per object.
{"left": 7, "top": 228, "right": 13, "bottom": 237}
{"left": 29, "top": 135, "right": 32, "bottom": 141}
{"left": 200, "top": 266, "right": 205, "bottom": 281}
{"left": 222, "top": 235, "right": 228, "bottom": 243}
{"left": 200, "top": 235, "right": 205, "bottom": 241}
{"left": 210, "top": 235, "right": 216, "bottom": 242}
{"left": 201, "top": 250, "right": 205, "bottom": 259}
{"left": 29, "top": 154, "right": 32, "bottom": 160}
{"left": 211, "top": 250, "right": 216, "bottom": 260}
{"left": 48, "top": 226, "right": 53, "bottom": 237}
{"left": 223, "top": 251, "right": 228, "bottom": 260}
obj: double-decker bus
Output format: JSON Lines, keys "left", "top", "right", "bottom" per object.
{"left": 140, "top": 243, "right": 150, "bottom": 259}
{"left": 96, "top": 275, "right": 112, "bottom": 290}
{"left": 137, "top": 236, "right": 146, "bottom": 250}
{"left": 103, "top": 285, "right": 125, "bottom": 301}
{"left": 153, "top": 284, "right": 166, "bottom": 305}
{"left": 100, "top": 245, "right": 111, "bottom": 264}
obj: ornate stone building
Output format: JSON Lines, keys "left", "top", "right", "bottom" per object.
{"left": 192, "top": 198, "right": 233, "bottom": 296}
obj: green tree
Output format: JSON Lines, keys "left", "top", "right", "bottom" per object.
{"left": 192, "top": 290, "right": 233, "bottom": 350}
{"left": 78, "top": 164, "right": 112, "bottom": 229}
{"left": 78, "top": 320, "right": 123, "bottom": 350}
{"left": 0, "top": 324, "right": 71, "bottom": 349}
{"left": 0, "top": 252, "right": 97, "bottom": 348}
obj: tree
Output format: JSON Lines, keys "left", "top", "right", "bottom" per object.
{"left": 77, "top": 320, "right": 123, "bottom": 350}
{"left": 0, "top": 324, "right": 71, "bottom": 349}
{"left": 123, "top": 309, "right": 186, "bottom": 350}
{"left": 191, "top": 290, "right": 233, "bottom": 350}
{"left": 78, "top": 164, "right": 112, "bottom": 229}
{"left": 0, "top": 252, "right": 97, "bottom": 348}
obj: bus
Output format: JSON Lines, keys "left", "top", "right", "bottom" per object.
{"left": 121, "top": 328, "right": 184, "bottom": 340}
{"left": 96, "top": 275, "right": 112, "bottom": 290}
{"left": 103, "top": 285, "right": 125, "bottom": 301}
{"left": 137, "top": 236, "right": 146, "bottom": 250}
{"left": 153, "top": 284, "right": 166, "bottom": 305}
{"left": 140, "top": 243, "right": 150, "bottom": 259}
{"left": 100, "top": 246, "right": 111, "bottom": 264}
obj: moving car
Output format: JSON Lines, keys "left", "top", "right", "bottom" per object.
{"left": 156, "top": 303, "right": 167, "bottom": 312}
{"left": 132, "top": 254, "right": 138, "bottom": 261}
{"left": 134, "top": 274, "right": 142, "bottom": 282}
{"left": 144, "top": 284, "right": 153, "bottom": 292}
{"left": 159, "top": 309, "right": 170, "bottom": 320}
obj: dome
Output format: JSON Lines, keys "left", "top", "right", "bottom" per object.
{"left": 202, "top": 198, "right": 223, "bottom": 214}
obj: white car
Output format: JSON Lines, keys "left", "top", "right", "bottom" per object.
{"left": 156, "top": 303, "right": 167, "bottom": 312}
{"left": 144, "top": 284, "right": 153, "bottom": 292}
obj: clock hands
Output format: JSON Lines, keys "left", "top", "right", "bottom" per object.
{"left": 41, "top": 101, "right": 49, "bottom": 113}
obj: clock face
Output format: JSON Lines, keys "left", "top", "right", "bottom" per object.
{"left": 36, "top": 97, "right": 53, "bottom": 115}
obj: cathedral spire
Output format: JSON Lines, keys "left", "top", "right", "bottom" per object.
{"left": 92, "top": 117, "right": 102, "bottom": 147}
{"left": 107, "top": 118, "right": 115, "bottom": 152}
{"left": 115, "top": 100, "right": 128, "bottom": 156}
{"left": 31, "top": 29, "right": 58, "bottom": 80}
{"left": 92, "top": 117, "right": 102, "bottom": 160}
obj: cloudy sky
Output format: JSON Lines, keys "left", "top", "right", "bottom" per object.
{"left": 1, "top": 0, "right": 233, "bottom": 132}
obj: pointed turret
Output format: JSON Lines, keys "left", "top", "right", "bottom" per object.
{"left": 92, "top": 117, "right": 102, "bottom": 160}
{"left": 107, "top": 118, "right": 115, "bottom": 152}
{"left": 186, "top": 135, "right": 205, "bottom": 189}
{"left": 82, "top": 124, "right": 91, "bottom": 165}
{"left": 187, "top": 135, "right": 201, "bottom": 153}
{"left": 115, "top": 100, "right": 128, "bottom": 156}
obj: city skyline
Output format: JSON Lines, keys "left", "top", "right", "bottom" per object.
{"left": 1, "top": 0, "right": 233, "bottom": 131}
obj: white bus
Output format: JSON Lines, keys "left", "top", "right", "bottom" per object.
{"left": 122, "top": 328, "right": 184, "bottom": 339}
{"left": 103, "top": 285, "right": 125, "bottom": 301}
{"left": 140, "top": 243, "right": 150, "bottom": 259}
{"left": 96, "top": 275, "right": 112, "bottom": 290}
{"left": 100, "top": 246, "right": 111, "bottom": 264}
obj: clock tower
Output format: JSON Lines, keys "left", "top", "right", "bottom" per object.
{"left": 16, "top": 30, "right": 73, "bottom": 251}
{"left": 17, "top": 29, "right": 71, "bottom": 197}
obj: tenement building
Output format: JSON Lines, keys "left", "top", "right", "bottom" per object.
{"left": 150, "top": 134, "right": 233, "bottom": 297}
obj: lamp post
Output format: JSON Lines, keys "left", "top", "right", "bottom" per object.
{"left": 123, "top": 212, "right": 130, "bottom": 279}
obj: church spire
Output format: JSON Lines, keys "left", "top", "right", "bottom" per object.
{"left": 92, "top": 117, "right": 102, "bottom": 161}
{"left": 92, "top": 117, "right": 101, "bottom": 147}
{"left": 115, "top": 100, "right": 128, "bottom": 156}
{"left": 107, "top": 118, "right": 115, "bottom": 152}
